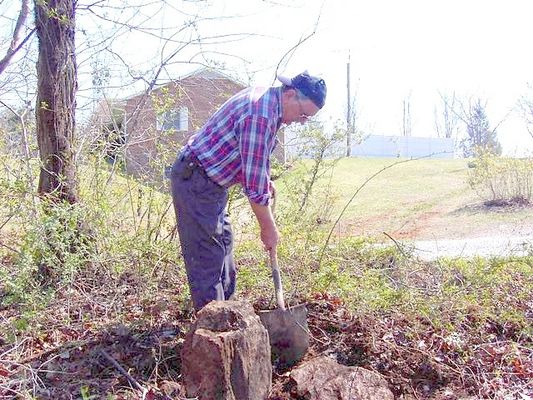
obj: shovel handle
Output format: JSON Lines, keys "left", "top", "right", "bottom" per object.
{"left": 269, "top": 249, "right": 286, "bottom": 310}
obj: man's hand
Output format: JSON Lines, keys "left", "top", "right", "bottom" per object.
{"left": 249, "top": 200, "right": 279, "bottom": 251}
{"left": 260, "top": 223, "right": 279, "bottom": 251}
{"left": 269, "top": 180, "right": 277, "bottom": 201}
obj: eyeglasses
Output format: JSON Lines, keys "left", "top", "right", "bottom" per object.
{"left": 314, "top": 78, "right": 326, "bottom": 93}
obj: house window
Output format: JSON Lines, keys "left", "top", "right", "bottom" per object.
{"left": 157, "top": 106, "right": 189, "bottom": 132}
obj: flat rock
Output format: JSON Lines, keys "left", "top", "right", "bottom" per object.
{"left": 290, "top": 356, "right": 394, "bottom": 400}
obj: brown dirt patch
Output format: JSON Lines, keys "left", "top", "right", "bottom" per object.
{"left": 339, "top": 202, "right": 533, "bottom": 240}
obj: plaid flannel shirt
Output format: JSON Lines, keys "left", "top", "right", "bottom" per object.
{"left": 183, "top": 86, "right": 282, "bottom": 206}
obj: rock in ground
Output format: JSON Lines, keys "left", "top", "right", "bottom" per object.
{"left": 181, "top": 301, "right": 272, "bottom": 400}
{"left": 290, "top": 356, "right": 394, "bottom": 400}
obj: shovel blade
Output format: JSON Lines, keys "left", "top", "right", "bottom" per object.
{"left": 258, "top": 304, "right": 309, "bottom": 368}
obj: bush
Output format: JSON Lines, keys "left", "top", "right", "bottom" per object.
{"left": 1, "top": 201, "right": 91, "bottom": 309}
{"left": 468, "top": 154, "right": 533, "bottom": 205}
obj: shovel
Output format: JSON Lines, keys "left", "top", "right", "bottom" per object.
{"left": 258, "top": 248, "right": 309, "bottom": 368}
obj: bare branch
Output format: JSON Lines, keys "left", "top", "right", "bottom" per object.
{"left": 272, "top": 0, "right": 325, "bottom": 83}
{"left": 100, "top": 349, "right": 147, "bottom": 393}
{"left": 0, "top": 0, "right": 34, "bottom": 75}
{"left": 439, "top": 91, "right": 470, "bottom": 126}
{"left": 517, "top": 85, "right": 533, "bottom": 140}
{"left": 435, "top": 91, "right": 460, "bottom": 139}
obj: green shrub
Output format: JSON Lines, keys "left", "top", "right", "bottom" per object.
{"left": 468, "top": 154, "right": 533, "bottom": 204}
{"left": 1, "top": 201, "right": 92, "bottom": 305}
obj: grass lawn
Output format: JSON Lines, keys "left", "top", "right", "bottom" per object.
{"left": 276, "top": 157, "right": 533, "bottom": 240}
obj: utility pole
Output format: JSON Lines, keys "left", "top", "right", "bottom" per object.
{"left": 402, "top": 96, "right": 412, "bottom": 137}
{"left": 346, "top": 52, "right": 351, "bottom": 157}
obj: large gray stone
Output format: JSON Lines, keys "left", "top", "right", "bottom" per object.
{"left": 181, "top": 301, "right": 272, "bottom": 400}
{"left": 290, "top": 356, "right": 394, "bottom": 400}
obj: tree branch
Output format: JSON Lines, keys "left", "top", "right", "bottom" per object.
{"left": 272, "top": 0, "right": 324, "bottom": 83}
{"left": 100, "top": 349, "right": 146, "bottom": 393}
{"left": 0, "top": 0, "right": 33, "bottom": 75}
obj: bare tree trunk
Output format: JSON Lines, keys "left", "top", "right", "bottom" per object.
{"left": 34, "top": 0, "right": 79, "bottom": 204}
{"left": 402, "top": 96, "right": 411, "bottom": 137}
{"left": 346, "top": 58, "right": 351, "bottom": 157}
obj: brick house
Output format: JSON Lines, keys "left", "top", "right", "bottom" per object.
{"left": 94, "top": 68, "right": 286, "bottom": 183}
{"left": 109, "top": 69, "right": 245, "bottom": 181}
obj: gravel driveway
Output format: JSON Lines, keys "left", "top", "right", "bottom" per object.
{"left": 408, "top": 235, "right": 533, "bottom": 260}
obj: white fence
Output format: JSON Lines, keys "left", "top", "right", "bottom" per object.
{"left": 351, "top": 135, "right": 456, "bottom": 158}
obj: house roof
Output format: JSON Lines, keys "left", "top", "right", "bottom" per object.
{"left": 94, "top": 67, "right": 246, "bottom": 124}
{"left": 116, "top": 67, "right": 245, "bottom": 102}
{"left": 178, "top": 67, "right": 244, "bottom": 83}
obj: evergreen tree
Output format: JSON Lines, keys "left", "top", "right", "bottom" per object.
{"left": 461, "top": 99, "right": 502, "bottom": 157}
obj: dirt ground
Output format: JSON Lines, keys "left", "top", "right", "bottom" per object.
{"left": 1, "top": 288, "right": 531, "bottom": 399}
{"left": 341, "top": 201, "right": 533, "bottom": 241}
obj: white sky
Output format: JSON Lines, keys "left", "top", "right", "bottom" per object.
{"left": 233, "top": 0, "right": 533, "bottom": 155}
{"left": 2, "top": 0, "right": 533, "bottom": 155}
{"left": 113, "top": 0, "right": 533, "bottom": 155}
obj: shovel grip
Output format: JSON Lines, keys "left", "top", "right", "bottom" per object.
{"left": 270, "top": 249, "right": 286, "bottom": 310}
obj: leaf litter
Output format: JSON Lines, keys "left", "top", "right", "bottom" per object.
{"left": 1, "top": 286, "right": 531, "bottom": 399}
